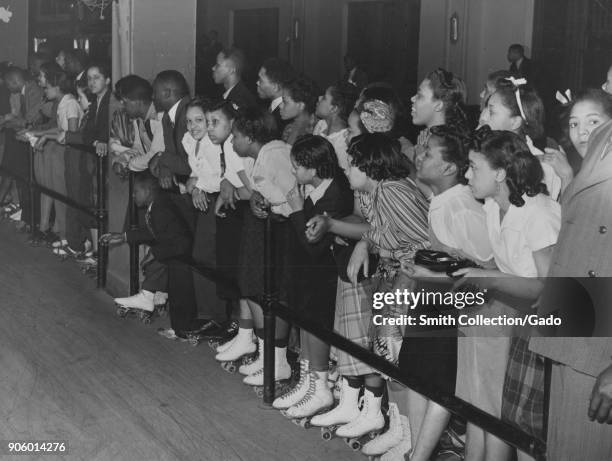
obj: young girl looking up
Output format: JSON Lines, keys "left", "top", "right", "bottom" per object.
{"left": 226, "top": 109, "right": 296, "bottom": 385}
{"left": 273, "top": 135, "right": 354, "bottom": 417}
{"left": 479, "top": 79, "right": 562, "bottom": 200}
{"left": 314, "top": 85, "right": 358, "bottom": 172}
{"left": 457, "top": 127, "right": 560, "bottom": 461}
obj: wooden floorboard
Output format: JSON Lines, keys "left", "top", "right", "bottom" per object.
{"left": 0, "top": 221, "right": 360, "bottom": 461}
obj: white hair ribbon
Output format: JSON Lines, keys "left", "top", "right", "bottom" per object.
{"left": 555, "top": 89, "right": 572, "bottom": 105}
{"left": 505, "top": 77, "right": 528, "bottom": 120}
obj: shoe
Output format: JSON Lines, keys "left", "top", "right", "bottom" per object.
{"left": 156, "top": 327, "right": 188, "bottom": 342}
{"left": 153, "top": 291, "right": 168, "bottom": 308}
{"left": 380, "top": 415, "right": 412, "bottom": 461}
{"left": 216, "top": 334, "right": 238, "bottom": 354}
{"left": 215, "top": 328, "right": 256, "bottom": 361}
{"left": 335, "top": 389, "right": 385, "bottom": 438}
{"left": 361, "top": 403, "right": 404, "bottom": 456}
{"left": 243, "top": 346, "right": 292, "bottom": 385}
{"left": 27, "top": 229, "right": 45, "bottom": 246}
{"left": 9, "top": 209, "right": 22, "bottom": 222}
{"left": 43, "top": 230, "right": 60, "bottom": 247}
{"left": 284, "top": 371, "right": 334, "bottom": 418}
{"left": 310, "top": 377, "right": 361, "bottom": 427}
{"left": 239, "top": 337, "right": 264, "bottom": 375}
{"left": 273, "top": 359, "right": 310, "bottom": 410}
{"left": 114, "top": 290, "right": 155, "bottom": 312}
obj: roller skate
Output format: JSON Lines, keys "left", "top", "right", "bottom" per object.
{"left": 114, "top": 290, "right": 156, "bottom": 323}
{"left": 1, "top": 203, "right": 19, "bottom": 220}
{"left": 281, "top": 371, "right": 334, "bottom": 429}
{"left": 153, "top": 291, "right": 168, "bottom": 316}
{"left": 335, "top": 389, "right": 386, "bottom": 451}
{"left": 244, "top": 344, "right": 293, "bottom": 398}
{"left": 208, "top": 320, "right": 239, "bottom": 351}
{"left": 51, "top": 239, "right": 77, "bottom": 261}
{"left": 214, "top": 327, "right": 257, "bottom": 373}
{"left": 183, "top": 320, "right": 222, "bottom": 346}
{"left": 272, "top": 359, "right": 310, "bottom": 410}
{"left": 238, "top": 337, "right": 264, "bottom": 376}
{"left": 380, "top": 414, "right": 412, "bottom": 461}
{"left": 361, "top": 403, "right": 407, "bottom": 458}
{"left": 310, "top": 377, "right": 361, "bottom": 441}
{"left": 27, "top": 229, "right": 46, "bottom": 247}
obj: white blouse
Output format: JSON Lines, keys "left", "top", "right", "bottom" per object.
{"left": 429, "top": 184, "right": 493, "bottom": 262}
{"left": 313, "top": 119, "right": 349, "bottom": 173}
{"left": 248, "top": 140, "right": 296, "bottom": 217}
{"left": 483, "top": 193, "right": 561, "bottom": 277}
{"left": 182, "top": 131, "right": 223, "bottom": 193}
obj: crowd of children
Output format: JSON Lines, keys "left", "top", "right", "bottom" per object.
{"left": 1, "top": 44, "right": 612, "bottom": 461}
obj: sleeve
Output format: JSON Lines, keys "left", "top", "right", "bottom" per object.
{"left": 125, "top": 227, "right": 155, "bottom": 244}
{"left": 452, "top": 209, "right": 494, "bottom": 263}
{"left": 65, "top": 100, "right": 82, "bottom": 126}
{"left": 149, "top": 119, "right": 165, "bottom": 154}
{"left": 525, "top": 202, "right": 561, "bottom": 252}
{"left": 223, "top": 141, "right": 245, "bottom": 188}
{"left": 362, "top": 183, "right": 429, "bottom": 252}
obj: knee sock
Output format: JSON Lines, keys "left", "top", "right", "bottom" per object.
{"left": 239, "top": 318, "right": 254, "bottom": 329}
{"left": 345, "top": 375, "right": 364, "bottom": 389}
{"left": 365, "top": 383, "right": 384, "bottom": 397}
{"left": 254, "top": 329, "right": 288, "bottom": 348}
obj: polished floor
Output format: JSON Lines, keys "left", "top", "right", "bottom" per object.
{"left": 0, "top": 220, "right": 359, "bottom": 461}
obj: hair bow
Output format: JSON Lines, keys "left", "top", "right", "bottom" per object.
{"left": 555, "top": 89, "right": 572, "bottom": 106}
{"left": 360, "top": 99, "right": 395, "bottom": 133}
{"left": 504, "top": 77, "right": 528, "bottom": 120}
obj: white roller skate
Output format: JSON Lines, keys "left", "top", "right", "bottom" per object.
{"left": 310, "top": 377, "right": 361, "bottom": 439}
{"left": 215, "top": 328, "right": 256, "bottom": 373}
{"left": 283, "top": 371, "right": 334, "bottom": 422}
{"left": 114, "top": 290, "right": 155, "bottom": 323}
{"left": 273, "top": 359, "right": 310, "bottom": 410}
{"left": 153, "top": 291, "right": 168, "bottom": 316}
{"left": 238, "top": 337, "right": 263, "bottom": 376}
{"left": 380, "top": 414, "right": 412, "bottom": 461}
{"left": 335, "top": 389, "right": 385, "bottom": 450}
{"left": 361, "top": 402, "right": 406, "bottom": 456}
{"left": 243, "top": 345, "right": 292, "bottom": 386}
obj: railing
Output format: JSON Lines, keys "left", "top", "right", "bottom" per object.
{"left": 124, "top": 173, "right": 548, "bottom": 461}
{"left": 0, "top": 142, "right": 108, "bottom": 288}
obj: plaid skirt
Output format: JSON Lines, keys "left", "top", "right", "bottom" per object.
{"left": 332, "top": 277, "right": 376, "bottom": 376}
{"left": 501, "top": 336, "right": 545, "bottom": 439}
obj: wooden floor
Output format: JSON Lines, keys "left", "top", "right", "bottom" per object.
{"left": 0, "top": 221, "right": 360, "bottom": 461}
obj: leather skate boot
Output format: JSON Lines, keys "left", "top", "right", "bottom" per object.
{"left": 273, "top": 359, "right": 310, "bottom": 410}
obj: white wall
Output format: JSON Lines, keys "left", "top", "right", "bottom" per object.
{"left": 418, "top": 0, "right": 535, "bottom": 104}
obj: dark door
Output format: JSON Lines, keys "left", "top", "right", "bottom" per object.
{"left": 233, "top": 8, "right": 280, "bottom": 93}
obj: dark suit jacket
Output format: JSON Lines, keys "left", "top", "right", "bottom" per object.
{"left": 66, "top": 90, "right": 111, "bottom": 146}
{"left": 290, "top": 174, "right": 354, "bottom": 275}
{"left": 125, "top": 193, "right": 193, "bottom": 263}
{"left": 225, "top": 81, "right": 259, "bottom": 112}
{"left": 159, "top": 96, "right": 191, "bottom": 176}
{"left": 271, "top": 104, "right": 289, "bottom": 139}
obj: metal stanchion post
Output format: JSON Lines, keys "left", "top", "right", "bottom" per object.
{"left": 128, "top": 172, "right": 139, "bottom": 294}
{"left": 28, "top": 147, "right": 35, "bottom": 231}
{"left": 262, "top": 215, "right": 276, "bottom": 405}
{"left": 96, "top": 153, "right": 108, "bottom": 288}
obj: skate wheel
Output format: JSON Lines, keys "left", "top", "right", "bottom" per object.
{"left": 189, "top": 339, "right": 199, "bottom": 347}
{"left": 142, "top": 315, "right": 151, "bottom": 325}
{"left": 303, "top": 420, "right": 312, "bottom": 429}
{"left": 116, "top": 306, "right": 127, "bottom": 318}
{"left": 321, "top": 428, "right": 333, "bottom": 441}
{"left": 253, "top": 387, "right": 264, "bottom": 398}
{"left": 347, "top": 438, "right": 361, "bottom": 451}
{"left": 368, "top": 431, "right": 379, "bottom": 440}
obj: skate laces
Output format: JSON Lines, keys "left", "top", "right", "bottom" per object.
{"left": 280, "top": 361, "right": 309, "bottom": 400}
{"left": 292, "top": 372, "right": 318, "bottom": 408}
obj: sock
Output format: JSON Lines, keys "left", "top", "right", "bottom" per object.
{"left": 274, "top": 337, "right": 288, "bottom": 348}
{"left": 239, "top": 318, "right": 254, "bottom": 329}
{"left": 365, "top": 383, "right": 384, "bottom": 397}
{"left": 345, "top": 375, "right": 364, "bottom": 389}
{"left": 255, "top": 328, "right": 264, "bottom": 339}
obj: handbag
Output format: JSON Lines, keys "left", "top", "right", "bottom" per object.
{"left": 414, "top": 249, "right": 479, "bottom": 277}
{"left": 333, "top": 239, "right": 379, "bottom": 283}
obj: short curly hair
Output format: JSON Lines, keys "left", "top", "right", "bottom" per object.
{"left": 233, "top": 108, "right": 278, "bottom": 145}
{"left": 283, "top": 76, "right": 319, "bottom": 114}
{"left": 470, "top": 127, "right": 547, "bottom": 207}
{"left": 348, "top": 133, "right": 411, "bottom": 181}
{"left": 291, "top": 134, "right": 339, "bottom": 179}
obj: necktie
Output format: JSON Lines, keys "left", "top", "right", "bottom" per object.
{"left": 194, "top": 140, "right": 201, "bottom": 158}
{"left": 220, "top": 142, "right": 226, "bottom": 177}
{"left": 137, "top": 118, "right": 152, "bottom": 153}
{"left": 19, "top": 93, "right": 26, "bottom": 118}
